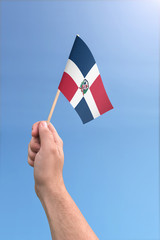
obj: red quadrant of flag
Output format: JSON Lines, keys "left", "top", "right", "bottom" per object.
{"left": 90, "top": 75, "right": 113, "bottom": 115}
{"left": 58, "top": 72, "right": 78, "bottom": 102}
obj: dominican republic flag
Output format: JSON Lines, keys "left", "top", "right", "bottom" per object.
{"left": 58, "top": 35, "right": 113, "bottom": 124}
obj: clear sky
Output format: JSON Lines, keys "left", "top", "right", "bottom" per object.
{"left": 0, "top": 1, "right": 159, "bottom": 239}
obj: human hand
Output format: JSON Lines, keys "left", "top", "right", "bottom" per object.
{"left": 28, "top": 121, "right": 64, "bottom": 200}
{"left": 28, "top": 122, "right": 99, "bottom": 240}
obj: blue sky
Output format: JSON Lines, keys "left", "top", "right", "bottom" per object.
{"left": 0, "top": 1, "right": 159, "bottom": 239}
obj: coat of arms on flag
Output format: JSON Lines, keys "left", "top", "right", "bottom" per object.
{"left": 48, "top": 35, "right": 113, "bottom": 124}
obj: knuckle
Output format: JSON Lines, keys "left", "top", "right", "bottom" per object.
{"left": 30, "top": 144, "right": 34, "bottom": 151}
{"left": 28, "top": 157, "right": 34, "bottom": 167}
{"left": 30, "top": 137, "right": 40, "bottom": 152}
{"left": 50, "top": 144, "right": 57, "bottom": 154}
{"left": 29, "top": 150, "right": 36, "bottom": 160}
{"left": 35, "top": 143, "right": 40, "bottom": 151}
{"left": 31, "top": 143, "right": 40, "bottom": 152}
{"left": 30, "top": 137, "right": 34, "bottom": 145}
{"left": 34, "top": 137, "right": 40, "bottom": 144}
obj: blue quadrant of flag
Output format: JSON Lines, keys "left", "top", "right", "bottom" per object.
{"left": 75, "top": 97, "right": 93, "bottom": 124}
{"left": 69, "top": 36, "right": 96, "bottom": 77}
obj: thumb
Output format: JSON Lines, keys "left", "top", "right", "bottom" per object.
{"left": 38, "top": 121, "right": 54, "bottom": 149}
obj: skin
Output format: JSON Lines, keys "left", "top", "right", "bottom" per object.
{"left": 28, "top": 121, "right": 99, "bottom": 240}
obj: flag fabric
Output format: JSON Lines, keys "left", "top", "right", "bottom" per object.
{"left": 58, "top": 35, "right": 113, "bottom": 124}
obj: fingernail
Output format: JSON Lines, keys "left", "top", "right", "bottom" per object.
{"left": 40, "top": 121, "right": 47, "bottom": 128}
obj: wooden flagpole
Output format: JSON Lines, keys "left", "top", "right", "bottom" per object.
{"left": 47, "top": 89, "right": 60, "bottom": 122}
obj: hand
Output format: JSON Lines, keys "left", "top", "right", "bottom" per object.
{"left": 28, "top": 121, "right": 64, "bottom": 200}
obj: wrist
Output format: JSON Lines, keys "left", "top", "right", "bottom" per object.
{"left": 37, "top": 182, "right": 68, "bottom": 217}
{"left": 35, "top": 177, "right": 66, "bottom": 202}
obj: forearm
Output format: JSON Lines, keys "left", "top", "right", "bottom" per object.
{"left": 39, "top": 185, "right": 99, "bottom": 240}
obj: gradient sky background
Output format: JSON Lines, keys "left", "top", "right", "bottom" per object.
{"left": 0, "top": 1, "right": 159, "bottom": 240}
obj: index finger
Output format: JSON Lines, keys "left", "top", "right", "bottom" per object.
{"left": 32, "top": 121, "right": 40, "bottom": 138}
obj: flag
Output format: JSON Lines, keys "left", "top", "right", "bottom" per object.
{"left": 58, "top": 35, "right": 113, "bottom": 124}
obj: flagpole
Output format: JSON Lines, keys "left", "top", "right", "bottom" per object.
{"left": 47, "top": 89, "right": 60, "bottom": 122}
